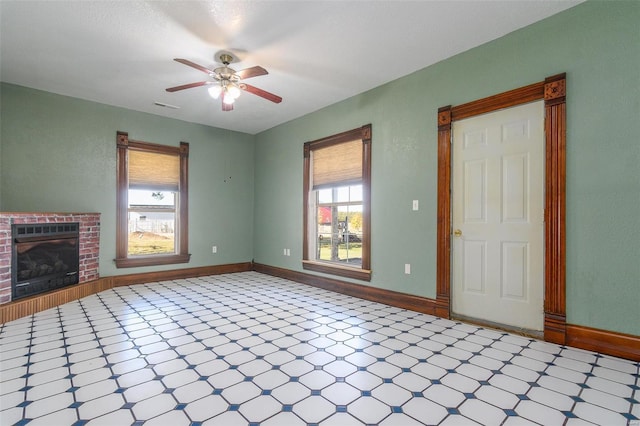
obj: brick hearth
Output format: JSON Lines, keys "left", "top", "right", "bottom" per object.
{"left": 0, "top": 212, "right": 100, "bottom": 304}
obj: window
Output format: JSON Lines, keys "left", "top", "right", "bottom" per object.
{"left": 303, "top": 124, "right": 371, "bottom": 281}
{"left": 115, "top": 131, "right": 190, "bottom": 268}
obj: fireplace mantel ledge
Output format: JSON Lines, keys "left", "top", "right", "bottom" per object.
{"left": 1, "top": 212, "right": 101, "bottom": 215}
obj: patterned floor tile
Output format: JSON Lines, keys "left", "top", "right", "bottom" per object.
{"left": 0, "top": 271, "right": 638, "bottom": 425}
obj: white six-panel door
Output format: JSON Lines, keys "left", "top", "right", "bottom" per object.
{"left": 452, "top": 101, "right": 544, "bottom": 331}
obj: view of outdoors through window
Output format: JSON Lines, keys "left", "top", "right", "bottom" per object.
{"left": 316, "top": 185, "right": 363, "bottom": 266}
{"left": 128, "top": 189, "right": 176, "bottom": 256}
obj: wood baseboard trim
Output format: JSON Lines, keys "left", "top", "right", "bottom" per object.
{"left": 566, "top": 324, "right": 640, "bottom": 362}
{"left": 544, "top": 313, "right": 567, "bottom": 345}
{"left": 435, "top": 295, "right": 450, "bottom": 319}
{"left": 253, "top": 263, "right": 437, "bottom": 316}
{"left": 0, "top": 278, "right": 113, "bottom": 324}
{"left": 0, "top": 262, "right": 253, "bottom": 323}
{"left": 112, "top": 262, "right": 253, "bottom": 287}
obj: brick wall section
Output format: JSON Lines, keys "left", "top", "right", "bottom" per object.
{"left": 0, "top": 212, "right": 100, "bottom": 304}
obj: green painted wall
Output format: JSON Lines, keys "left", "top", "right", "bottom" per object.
{"left": 0, "top": 83, "right": 255, "bottom": 276}
{"left": 253, "top": 1, "right": 640, "bottom": 336}
{"left": 1, "top": 1, "right": 638, "bottom": 337}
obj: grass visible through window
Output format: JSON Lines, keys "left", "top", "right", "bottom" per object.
{"left": 128, "top": 231, "right": 174, "bottom": 255}
{"left": 318, "top": 240, "right": 362, "bottom": 265}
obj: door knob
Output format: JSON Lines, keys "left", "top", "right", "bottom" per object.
{"left": 453, "top": 229, "right": 462, "bottom": 237}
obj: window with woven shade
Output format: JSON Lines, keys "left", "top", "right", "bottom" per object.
{"left": 115, "top": 131, "right": 190, "bottom": 268}
{"left": 303, "top": 124, "right": 372, "bottom": 281}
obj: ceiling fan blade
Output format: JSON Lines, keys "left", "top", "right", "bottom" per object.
{"left": 236, "top": 66, "right": 268, "bottom": 80}
{"left": 174, "top": 58, "right": 215, "bottom": 75}
{"left": 242, "top": 84, "right": 282, "bottom": 104}
{"left": 165, "top": 81, "right": 212, "bottom": 92}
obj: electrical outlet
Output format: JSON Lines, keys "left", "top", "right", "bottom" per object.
{"left": 405, "top": 263, "right": 411, "bottom": 274}
{"left": 212, "top": 246, "right": 217, "bottom": 253}
{"left": 286, "top": 249, "right": 291, "bottom": 256}
{"left": 284, "top": 248, "right": 287, "bottom": 256}
{"left": 412, "top": 200, "right": 419, "bottom": 211}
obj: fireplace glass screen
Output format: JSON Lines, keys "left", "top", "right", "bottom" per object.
{"left": 12, "top": 223, "right": 80, "bottom": 300}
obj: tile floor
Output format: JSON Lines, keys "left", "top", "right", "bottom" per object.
{"left": 0, "top": 271, "right": 638, "bottom": 425}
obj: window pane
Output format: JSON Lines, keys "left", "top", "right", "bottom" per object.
{"left": 318, "top": 188, "right": 333, "bottom": 204}
{"left": 345, "top": 205, "right": 364, "bottom": 242}
{"left": 339, "top": 205, "right": 363, "bottom": 266}
{"left": 335, "top": 185, "right": 363, "bottom": 203}
{"left": 350, "top": 185, "right": 363, "bottom": 202}
{"left": 129, "top": 189, "right": 175, "bottom": 206}
{"left": 336, "top": 186, "right": 350, "bottom": 202}
{"left": 314, "top": 195, "right": 363, "bottom": 266}
{"left": 316, "top": 205, "right": 337, "bottom": 262}
{"left": 128, "top": 189, "right": 176, "bottom": 256}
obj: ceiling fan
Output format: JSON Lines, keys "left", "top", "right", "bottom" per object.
{"left": 166, "top": 53, "right": 282, "bottom": 111}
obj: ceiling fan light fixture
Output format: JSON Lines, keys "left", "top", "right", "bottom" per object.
{"left": 227, "top": 84, "right": 241, "bottom": 99}
{"left": 222, "top": 93, "right": 235, "bottom": 105}
{"left": 208, "top": 85, "right": 223, "bottom": 99}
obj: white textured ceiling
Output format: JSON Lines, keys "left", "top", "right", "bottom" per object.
{"left": 0, "top": 1, "right": 582, "bottom": 135}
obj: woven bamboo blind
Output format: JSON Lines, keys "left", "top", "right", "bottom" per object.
{"left": 129, "top": 150, "right": 179, "bottom": 191}
{"left": 312, "top": 139, "right": 362, "bottom": 189}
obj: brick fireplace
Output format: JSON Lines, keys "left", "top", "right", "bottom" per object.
{"left": 0, "top": 212, "right": 100, "bottom": 304}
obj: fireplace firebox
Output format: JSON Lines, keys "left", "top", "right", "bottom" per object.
{"left": 12, "top": 222, "right": 80, "bottom": 300}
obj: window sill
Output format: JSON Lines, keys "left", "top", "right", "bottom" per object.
{"left": 115, "top": 253, "right": 191, "bottom": 268}
{"left": 302, "top": 260, "right": 371, "bottom": 281}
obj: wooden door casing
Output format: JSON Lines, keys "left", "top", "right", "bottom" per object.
{"left": 437, "top": 74, "right": 567, "bottom": 344}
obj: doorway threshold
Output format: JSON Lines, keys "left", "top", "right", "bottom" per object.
{"left": 450, "top": 313, "right": 544, "bottom": 341}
